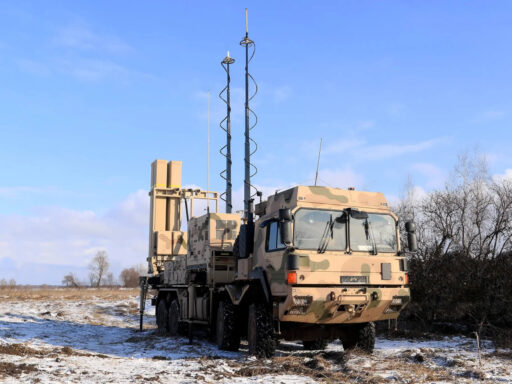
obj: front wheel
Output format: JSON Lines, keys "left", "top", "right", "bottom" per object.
{"left": 341, "top": 322, "right": 375, "bottom": 353}
{"left": 247, "top": 303, "right": 275, "bottom": 358}
{"left": 156, "top": 299, "right": 169, "bottom": 335}
{"left": 168, "top": 300, "right": 181, "bottom": 336}
{"left": 216, "top": 300, "right": 240, "bottom": 351}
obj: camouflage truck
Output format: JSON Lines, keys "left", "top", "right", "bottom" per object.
{"left": 140, "top": 159, "right": 417, "bottom": 357}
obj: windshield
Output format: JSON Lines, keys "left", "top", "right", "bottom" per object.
{"left": 350, "top": 213, "right": 397, "bottom": 253}
{"left": 294, "top": 209, "right": 346, "bottom": 251}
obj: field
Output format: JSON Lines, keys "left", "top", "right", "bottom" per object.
{"left": 0, "top": 288, "right": 511, "bottom": 383}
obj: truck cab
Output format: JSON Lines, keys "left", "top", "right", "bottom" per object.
{"left": 235, "top": 186, "right": 412, "bottom": 350}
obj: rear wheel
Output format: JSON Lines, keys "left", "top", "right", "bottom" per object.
{"left": 302, "top": 339, "right": 328, "bottom": 350}
{"left": 216, "top": 301, "right": 240, "bottom": 351}
{"left": 156, "top": 299, "right": 168, "bottom": 334}
{"left": 168, "top": 300, "right": 180, "bottom": 336}
{"left": 247, "top": 303, "right": 275, "bottom": 358}
{"left": 341, "top": 322, "right": 375, "bottom": 353}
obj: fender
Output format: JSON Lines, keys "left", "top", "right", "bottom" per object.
{"left": 249, "top": 266, "right": 271, "bottom": 303}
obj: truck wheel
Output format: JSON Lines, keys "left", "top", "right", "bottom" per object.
{"left": 302, "top": 339, "right": 328, "bottom": 350}
{"left": 216, "top": 301, "right": 240, "bottom": 351}
{"left": 168, "top": 300, "right": 180, "bottom": 336}
{"left": 156, "top": 299, "right": 169, "bottom": 334}
{"left": 247, "top": 303, "right": 275, "bottom": 358}
{"left": 341, "top": 322, "right": 375, "bottom": 353}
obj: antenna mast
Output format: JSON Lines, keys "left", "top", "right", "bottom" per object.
{"left": 240, "top": 8, "right": 258, "bottom": 221}
{"left": 207, "top": 90, "right": 210, "bottom": 212}
{"left": 220, "top": 52, "right": 235, "bottom": 213}
{"left": 315, "top": 138, "right": 322, "bottom": 186}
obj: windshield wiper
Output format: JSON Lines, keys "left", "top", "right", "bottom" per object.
{"left": 317, "top": 214, "right": 334, "bottom": 254}
{"left": 364, "top": 219, "right": 378, "bottom": 255}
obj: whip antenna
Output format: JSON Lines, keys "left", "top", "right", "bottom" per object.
{"left": 240, "top": 8, "right": 258, "bottom": 221}
{"left": 219, "top": 52, "right": 235, "bottom": 213}
{"left": 315, "top": 138, "right": 322, "bottom": 186}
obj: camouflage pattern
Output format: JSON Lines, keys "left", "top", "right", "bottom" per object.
{"left": 188, "top": 212, "right": 239, "bottom": 267}
{"left": 244, "top": 185, "right": 410, "bottom": 325}
{"left": 163, "top": 212, "right": 240, "bottom": 286}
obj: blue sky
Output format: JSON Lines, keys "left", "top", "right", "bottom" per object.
{"left": 0, "top": 1, "right": 510, "bottom": 284}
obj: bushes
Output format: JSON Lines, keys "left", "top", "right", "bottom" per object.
{"left": 406, "top": 251, "right": 512, "bottom": 330}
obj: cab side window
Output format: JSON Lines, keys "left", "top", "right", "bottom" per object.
{"left": 266, "top": 221, "right": 286, "bottom": 251}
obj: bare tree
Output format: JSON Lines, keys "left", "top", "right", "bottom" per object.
{"left": 89, "top": 251, "right": 110, "bottom": 287}
{"left": 62, "top": 273, "right": 80, "bottom": 287}
{"left": 104, "top": 272, "right": 115, "bottom": 287}
{"left": 394, "top": 151, "right": 512, "bottom": 332}
{"left": 120, "top": 267, "right": 140, "bottom": 288}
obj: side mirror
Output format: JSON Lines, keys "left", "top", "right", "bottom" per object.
{"left": 279, "top": 208, "right": 293, "bottom": 246}
{"left": 280, "top": 221, "right": 292, "bottom": 246}
{"left": 405, "top": 221, "right": 417, "bottom": 253}
{"left": 279, "top": 208, "right": 293, "bottom": 221}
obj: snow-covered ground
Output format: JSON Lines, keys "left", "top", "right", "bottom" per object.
{"left": 0, "top": 288, "right": 511, "bottom": 383}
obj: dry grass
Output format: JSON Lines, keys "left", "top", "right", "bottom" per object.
{"left": 0, "top": 287, "right": 139, "bottom": 302}
{"left": 0, "top": 342, "right": 109, "bottom": 360}
{"left": 0, "top": 343, "right": 46, "bottom": 357}
{"left": 0, "top": 362, "right": 39, "bottom": 378}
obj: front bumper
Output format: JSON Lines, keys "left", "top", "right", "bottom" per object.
{"left": 278, "top": 286, "right": 410, "bottom": 324}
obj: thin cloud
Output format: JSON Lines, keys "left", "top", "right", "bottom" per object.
{"left": 364, "top": 138, "right": 443, "bottom": 160}
{"left": 54, "top": 24, "right": 133, "bottom": 54}
{"left": 57, "top": 58, "right": 150, "bottom": 82}
{"left": 493, "top": 169, "right": 512, "bottom": 182}
{"left": 323, "top": 138, "right": 366, "bottom": 155}
{"left": 273, "top": 85, "right": 292, "bottom": 103}
{"left": 0, "top": 186, "right": 67, "bottom": 198}
{"left": 16, "top": 59, "right": 51, "bottom": 76}
{"left": 410, "top": 162, "right": 447, "bottom": 189}
{"left": 474, "top": 108, "right": 507, "bottom": 123}
{"left": 0, "top": 190, "right": 149, "bottom": 284}
{"left": 315, "top": 168, "right": 363, "bottom": 190}
{"left": 321, "top": 137, "right": 445, "bottom": 161}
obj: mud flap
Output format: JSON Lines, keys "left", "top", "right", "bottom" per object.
{"left": 225, "top": 284, "right": 251, "bottom": 305}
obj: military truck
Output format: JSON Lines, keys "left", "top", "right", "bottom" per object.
{"left": 140, "top": 159, "right": 417, "bottom": 357}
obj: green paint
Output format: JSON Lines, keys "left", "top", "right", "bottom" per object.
{"left": 308, "top": 186, "right": 349, "bottom": 203}
{"left": 298, "top": 256, "right": 329, "bottom": 271}
{"left": 307, "top": 300, "right": 329, "bottom": 320}
{"left": 311, "top": 259, "right": 330, "bottom": 271}
{"left": 254, "top": 228, "right": 263, "bottom": 254}
{"left": 269, "top": 252, "right": 287, "bottom": 282}
{"left": 299, "top": 256, "right": 310, "bottom": 268}
{"left": 361, "top": 263, "right": 371, "bottom": 276}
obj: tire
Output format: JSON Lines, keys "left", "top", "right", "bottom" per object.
{"left": 168, "top": 300, "right": 180, "bottom": 336}
{"left": 341, "top": 322, "right": 375, "bottom": 353}
{"left": 156, "top": 299, "right": 169, "bottom": 334}
{"left": 216, "top": 300, "right": 240, "bottom": 351}
{"left": 247, "top": 303, "right": 275, "bottom": 358}
{"left": 302, "top": 339, "right": 328, "bottom": 350}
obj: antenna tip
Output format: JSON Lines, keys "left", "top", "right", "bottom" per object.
{"left": 227, "top": 50, "right": 230, "bottom": 58}
{"left": 245, "top": 8, "right": 248, "bottom": 34}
